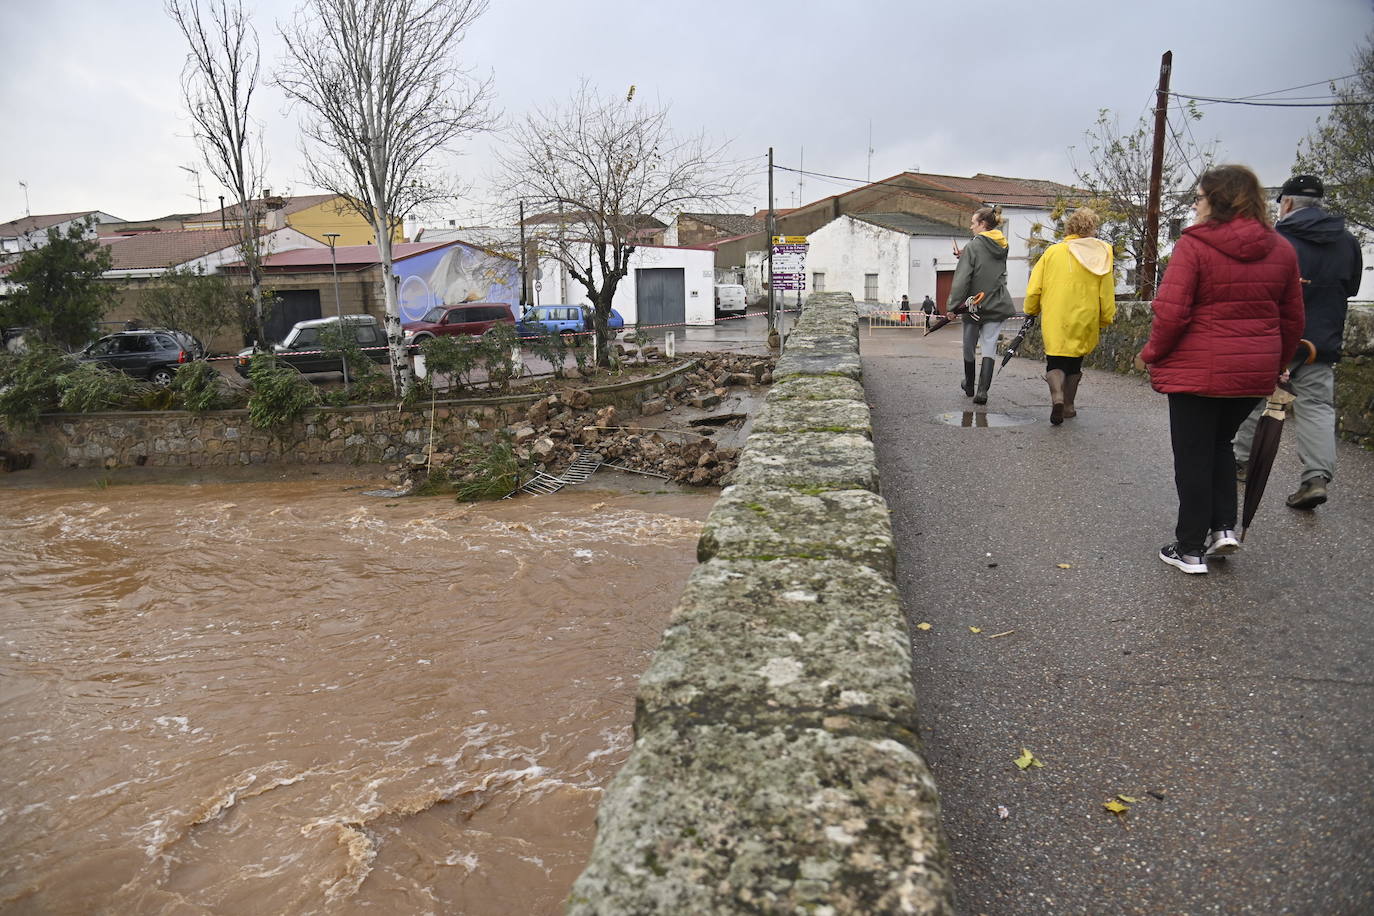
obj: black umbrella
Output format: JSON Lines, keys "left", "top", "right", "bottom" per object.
{"left": 998, "top": 316, "right": 1037, "bottom": 373}
{"left": 1240, "top": 339, "right": 1316, "bottom": 541}
{"left": 923, "top": 292, "right": 984, "bottom": 336}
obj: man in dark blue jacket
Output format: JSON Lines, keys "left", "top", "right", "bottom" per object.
{"left": 1235, "top": 175, "right": 1363, "bottom": 512}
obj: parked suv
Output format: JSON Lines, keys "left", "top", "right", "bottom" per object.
{"left": 79, "top": 329, "right": 204, "bottom": 386}
{"left": 235, "top": 315, "right": 389, "bottom": 378}
{"left": 515, "top": 304, "right": 624, "bottom": 337}
{"left": 403, "top": 303, "right": 514, "bottom": 344}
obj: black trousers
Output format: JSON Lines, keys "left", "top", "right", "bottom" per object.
{"left": 1046, "top": 355, "right": 1084, "bottom": 374}
{"left": 1167, "top": 393, "right": 1262, "bottom": 552}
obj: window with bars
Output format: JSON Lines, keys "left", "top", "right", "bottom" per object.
{"left": 812, "top": 272, "right": 825, "bottom": 291}
{"left": 864, "top": 273, "right": 879, "bottom": 301}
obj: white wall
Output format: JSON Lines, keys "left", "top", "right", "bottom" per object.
{"left": 532, "top": 244, "right": 716, "bottom": 326}
{"left": 805, "top": 216, "right": 908, "bottom": 313}
{"left": 1357, "top": 241, "right": 1374, "bottom": 303}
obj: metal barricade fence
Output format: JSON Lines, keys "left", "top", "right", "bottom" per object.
{"left": 867, "top": 310, "right": 922, "bottom": 335}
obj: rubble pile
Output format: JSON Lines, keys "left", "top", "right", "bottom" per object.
{"left": 383, "top": 353, "right": 774, "bottom": 493}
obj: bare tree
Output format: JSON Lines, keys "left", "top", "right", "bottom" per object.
{"left": 167, "top": 0, "right": 269, "bottom": 346}
{"left": 1071, "top": 108, "right": 1216, "bottom": 296}
{"left": 495, "top": 83, "right": 747, "bottom": 366}
{"left": 277, "top": 0, "right": 494, "bottom": 395}
{"left": 1296, "top": 32, "right": 1374, "bottom": 237}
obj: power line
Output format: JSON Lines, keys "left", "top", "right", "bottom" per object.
{"left": 1170, "top": 91, "right": 1370, "bottom": 108}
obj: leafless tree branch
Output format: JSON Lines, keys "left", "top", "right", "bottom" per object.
{"left": 277, "top": 0, "right": 495, "bottom": 393}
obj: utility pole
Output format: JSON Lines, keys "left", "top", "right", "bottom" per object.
{"left": 767, "top": 147, "right": 776, "bottom": 337}
{"left": 518, "top": 200, "right": 528, "bottom": 308}
{"left": 1141, "top": 50, "right": 1173, "bottom": 301}
{"left": 324, "top": 232, "right": 348, "bottom": 393}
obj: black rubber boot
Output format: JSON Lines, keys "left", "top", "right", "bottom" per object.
{"left": 973, "top": 358, "right": 994, "bottom": 405}
{"left": 961, "top": 360, "right": 976, "bottom": 397}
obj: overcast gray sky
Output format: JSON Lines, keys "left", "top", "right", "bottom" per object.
{"left": 2, "top": 0, "right": 1370, "bottom": 224}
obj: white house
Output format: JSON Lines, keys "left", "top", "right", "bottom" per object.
{"left": 803, "top": 210, "right": 1060, "bottom": 313}
{"left": 534, "top": 244, "right": 717, "bottom": 328}
{"left": 1, "top": 210, "right": 124, "bottom": 254}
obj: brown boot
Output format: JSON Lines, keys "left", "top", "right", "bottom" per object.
{"left": 1046, "top": 369, "right": 1066, "bottom": 425}
{"left": 1062, "top": 373, "right": 1082, "bottom": 419}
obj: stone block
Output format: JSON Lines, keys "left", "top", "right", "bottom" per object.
{"left": 768, "top": 374, "right": 866, "bottom": 403}
{"left": 640, "top": 397, "right": 666, "bottom": 416}
{"left": 753, "top": 398, "right": 872, "bottom": 439}
{"left": 774, "top": 343, "right": 863, "bottom": 381}
{"left": 637, "top": 558, "right": 915, "bottom": 730}
{"left": 698, "top": 485, "right": 894, "bottom": 576}
{"left": 732, "top": 431, "right": 879, "bottom": 492}
{"left": 567, "top": 721, "right": 950, "bottom": 916}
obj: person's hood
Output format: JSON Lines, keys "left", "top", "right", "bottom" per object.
{"left": 1278, "top": 205, "right": 1350, "bottom": 245}
{"left": 1064, "top": 235, "right": 1113, "bottom": 276}
{"left": 1182, "top": 217, "right": 1277, "bottom": 262}
{"left": 976, "top": 230, "right": 1009, "bottom": 260}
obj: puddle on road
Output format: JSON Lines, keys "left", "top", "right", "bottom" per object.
{"left": 935, "top": 410, "right": 1037, "bottom": 428}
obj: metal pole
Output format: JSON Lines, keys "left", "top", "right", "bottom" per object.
{"left": 767, "top": 147, "right": 776, "bottom": 335}
{"left": 1141, "top": 50, "right": 1173, "bottom": 301}
{"left": 519, "top": 200, "right": 528, "bottom": 308}
{"left": 325, "top": 233, "right": 349, "bottom": 393}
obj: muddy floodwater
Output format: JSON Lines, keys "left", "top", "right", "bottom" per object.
{"left": 0, "top": 477, "right": 713, "bottom": 914}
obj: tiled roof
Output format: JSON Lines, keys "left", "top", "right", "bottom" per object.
{"left": 236, "top": 241, "right": 458, "bottom": 271}
{"left": 910, "top": 172, "right": 1082, "bottom": 208}
{"left": 850, "top": 212, "right": 965, "bottom": 236}
{"left": 184, "top": 193, "right": 343, "bottom": 225}
{"left": 100, "top": 229, "right": 246, "bottom": 270}
{"left": 678, "top": 212, "right": 765, "bottom": 236}
{"left": 0, "top": 211, "right": 101, "bottom": 238}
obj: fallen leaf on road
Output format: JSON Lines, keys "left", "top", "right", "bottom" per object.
{"left": 1103, "top": 799, "right": 1129, "bottom": 815}
{"left": 997, "top": 805, "right": 1010, "bottom": 820}
{"left": 1056, "top": 563, "right": 1072, "bottom": 569}
{"left": 1014, "top": 748, "right": 1043, "bottom": 770}
{"left": 1117, "top": 795, "right": 1139, "bottom": 804}
{"left": 916, "top": 622, "right": 932, "bottom": 631}
{"left": 969, "top": 626, "right": 982, "bottom": 633}
{"left": 987, "top": 630, "right": 1017, "bottom": 639}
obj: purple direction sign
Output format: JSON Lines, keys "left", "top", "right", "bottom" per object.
{"left": 771, "top": 239, "right": 808, "bottom": 290}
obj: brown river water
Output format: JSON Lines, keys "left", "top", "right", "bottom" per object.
{"left": 0, "top": 477, "right": 713, "bottom": 914}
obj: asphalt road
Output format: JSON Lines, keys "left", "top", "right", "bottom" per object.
{"left": 862, "top": 324, "right": 1374, "bottom": 915}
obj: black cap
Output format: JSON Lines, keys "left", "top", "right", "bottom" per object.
{"left": 1278, "top": 175, "right": 1323, "bottom": 201}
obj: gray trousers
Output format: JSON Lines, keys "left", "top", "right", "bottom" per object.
{"left": 1234, "top": 361, "right": 1336, "bottom": 484}
{"left": 962, "top": 318, "right": 1006, "bottom": 363}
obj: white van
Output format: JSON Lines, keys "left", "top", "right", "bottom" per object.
{"left": 714, "top": 284, "right": 747, "bottom": 317}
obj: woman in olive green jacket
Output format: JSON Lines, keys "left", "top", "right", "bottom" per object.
{"left": 947, "top": 206, "right": 1016, "bottom": 404}
{"left": 1023, "top": 207, "right": 1116, "bottom": 424}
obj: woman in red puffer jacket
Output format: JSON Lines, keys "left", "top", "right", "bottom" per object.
{"left": 1139, "top": 164, "right": 1304, "bottom": 575}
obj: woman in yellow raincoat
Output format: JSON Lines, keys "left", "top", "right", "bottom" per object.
{"left": 1023, "top": 208, "right": 1116, "bottom": 425}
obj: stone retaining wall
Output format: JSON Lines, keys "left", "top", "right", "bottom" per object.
{"left": 1017, "top": 301, "right": 1374, "bottom": 448}
{"left": 0, "top": 362, "right": 698, "bottom": 469}
{"left": 567, "top": 293, "right": 953, "bottom": 914}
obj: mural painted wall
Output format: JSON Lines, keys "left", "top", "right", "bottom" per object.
{"left": 395, "top": 242, "right": 520, "bottom": 323}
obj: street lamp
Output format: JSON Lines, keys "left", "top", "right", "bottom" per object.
{"left": 323, "top": 232, "right": 349, "bottom": 391}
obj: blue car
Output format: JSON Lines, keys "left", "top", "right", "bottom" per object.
{"left": 515, "top": 305, "right": 624, "bottom": 337}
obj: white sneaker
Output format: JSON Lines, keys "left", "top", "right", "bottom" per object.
{"left": 1204, "top": 529, "right": 1240, "bottom": 558}
{"left": 1160, "top": 543, "right": 1208, "bottom": 574}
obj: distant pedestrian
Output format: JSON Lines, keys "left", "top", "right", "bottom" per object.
{"left": 1233, "top": 175, "right": 1363, "bottom": 511}
{"left": 899, "top": 294, "right": 912, "bottom": 325}
{"left": 1022, "top": 207, "right": 1116, "bottom": 425}
{"left": 921, "top": 295, "right": 936, "bottom": 329}
{"left": 1139, "top": 165, "right": 1304, "bottom": 575}
{"left": 948, "top": 206, "right": 1015, "bottom": 404}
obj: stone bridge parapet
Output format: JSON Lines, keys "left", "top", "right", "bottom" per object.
{"left": 567, "top": 292, "right": 953, "bottom": 914}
